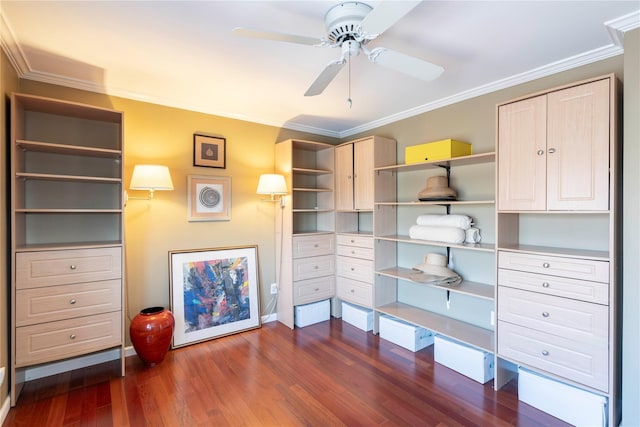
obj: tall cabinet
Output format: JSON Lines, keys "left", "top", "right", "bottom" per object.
{"left": 335, "top": 136, "right": 396, "bottom": 309}
{"left": 10, "top": 93, "right": 125, "bottom": 406}
{"left": 495, "top": 75, "right": 620, "bottom": 424}
{"left": 275, "top": 139, "right": 335, "bottom": 328}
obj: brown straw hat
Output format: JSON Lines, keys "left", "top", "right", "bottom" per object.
{"left": 418, "top": 176, "right": 457, "bottom": 201}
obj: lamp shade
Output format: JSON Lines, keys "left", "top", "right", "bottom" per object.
{"left": 256, "top": 174, "right": 287, "bottom": 195}
{"left": 130, "top": 165, "right": 174, "bottom": 191}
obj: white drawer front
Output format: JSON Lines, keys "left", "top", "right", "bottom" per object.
{"left": 337, "top": 277, "right": 373, "bottom": 308}
{"left": 15, "top": 311, "right": 122, "bottom": 367}
{"left": 336, "top": 256, "right": 373, "bottom": 283}
{"left": 16, "top": 247, "right": 122, "bottom": 289}
{"left": 336, "top": 234, "right": 373, "bottom": 249}
{"left": 16, "top": 279, "right": 122, "bottom": 326}
{"left": 498, "top": 321, "right": 608, "bottom": 392}
{"left": 336, "top": 245, "right": 374, "bottom": 260}
{"left": 293, "top": 255, "right": 335, "bottom": 281}
{"left": 292, "top": 234, "right": 334, "bottom": 259}
{"left": 498, "top": 251, "right": 609, "bottom": 283}
{"left": 293, "top": 276, "right": 335, "bottom": 306}
{"left": 498, "top": 287, "right": 608, "bottom": 343}
{"left": 498, "top": 268, "right": 608, "bottom": 305}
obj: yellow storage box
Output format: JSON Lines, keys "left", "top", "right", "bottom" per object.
{"left": 405, "top": 139, "right": 472, "bottom": 163}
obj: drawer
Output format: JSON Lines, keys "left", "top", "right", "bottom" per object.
{"left": 336, "top": 256, "right": 373, "bottom": 283}
{"left": 16, "top": 247, "right": 122, "bottom": 289}
{"left": 293, "top": 255, "right": 334, "bottom": 281}
{"left": 337, "top": 277, "right": 373, "bottom": 307}
{"left": 498, "top": 251, "right": 609, "bottom": 283}
{"left": 337, "top": 245, "right": 374, "bottom": 260}
{"left": 292, "top": 234, "right": 334, "bottom": 259}
{"left": 16, "top": 279, "right": 122, "bottom": 326}
{"left": 498, "top": 321, "right": 608, "bottom": 392}
{"left": 336, "top": 234, "right": 373, "bottom": 249}
{"left": 293, "top": 276, "right": 335, "bottom": 305}
{"left": 15, "top": 311, "right": 122, "bottom": 367}
{"left": 498, "top": 287, "right": 608, "bottom": 343}
{"left": 498, "top": 268, "right": 608, "bottom": 305}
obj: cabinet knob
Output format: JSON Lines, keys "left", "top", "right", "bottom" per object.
{"left": 542, "top": 311, "right": 550, "bottom": 318}
{"left": 348, "top": 175, "right": 352, "bottom": 180}
{"left": 351, "top": 250, "right": 356, "bottom": 254}
{"left": 542, "top": 262, "right": 550, "bottom": 268}
{"left": 314, "top": 244, "right": 319, "bottom": 248}
{"left": 537, "top": 149, "right": 544, "bottom": 156}
{"left": 350, "top": 239, "right": 355, "bottom": 243}
{"left": 70, "top": 334, "right": 76, "bottom": 340}
{"left": 541, "top": 350, "right": 549, "bottom": 356}
{"left": 70, "top": 265, "right": 77, "bottom": 270}
{"left": 350, "top": 289, "right": 355, "bottom": 293}
{"left": 314, "top": 287, "right": 319, "bottom": 291}
{"left": 548, "top": 148, "right": 556, "bottom": 154}
{"left": 69, "top": 299, "right": 77, "bottom": 305}
{"left": 314, "top": 266, "right": 319, "bottom": 269}
{"left": 542, "top": 282, "right": 550, "bottom": 288}
{"left": 351, "top": 267, "right": 355, "bottom": 271}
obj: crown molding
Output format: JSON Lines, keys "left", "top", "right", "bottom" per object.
{"left": 605, "top": 10, "right": 640, "bottom": 47}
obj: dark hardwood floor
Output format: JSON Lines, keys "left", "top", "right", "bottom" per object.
{"left": 3, "top": 318, "right": 569, "bottom": 426}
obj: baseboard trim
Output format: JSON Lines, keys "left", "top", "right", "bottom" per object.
{"left": 261, "top": 313, "right": 277, "bottom": 323}
{"left": 1, "top": 395, "right": 10, "bottom": 425}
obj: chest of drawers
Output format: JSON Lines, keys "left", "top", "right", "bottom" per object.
{"left": 336, "top": 234, "right": 374, "bottom": 308}
{"left": 291, "top": 234, "right": 335, "bottom": 306}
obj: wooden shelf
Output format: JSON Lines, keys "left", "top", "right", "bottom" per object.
{"left": 16, "top": 140, "right": 122, "bottom": 158}
{"left": 377, "top": 267, "right": 494, "bottom": 300}
{"left": 292, "top": 167, "right": 332, "bottom": 176}
{"left": 293, "top": 187, "right": 332, "bottom": 192}
{"left": 15, "top": 241, "right": 123, "bottom": 252}
{"left": 15, "top": 209, "right": 122, "bottom": 214}
{"left": 16, "top": 172, "right": 121, "bottom": 183}
{"left": 376, "top": 234, "right": 495, "bottom": 252}
{"left": 376, "top": 302, "right": 494, "bottom": 352}
{"left": 377, "top": 200, "right": 495, "bottom": 206}
{"left": 375, "top": 152, "right": 496, "bottom": 172}
{"left": 292, "top": 208, "right": 333, "bottom": 213}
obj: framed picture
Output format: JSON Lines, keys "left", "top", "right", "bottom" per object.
{"left": 194, "top": 133, "right": 226, "bottom": 168}
{"left": 169, "top": 245, "right": 262, "bottom": 348}
{"left": 188, "top": 175, "right": 231, "bottom": 221}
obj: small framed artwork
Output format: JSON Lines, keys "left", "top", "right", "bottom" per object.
{"left": 188, "top": 175, "right": 231, "bottom": 222}
{"left": 194, "top": 133, "right": 226, "bottom": 168}
{"left": 169, "top": 245, "right": 262, "bottom": 348}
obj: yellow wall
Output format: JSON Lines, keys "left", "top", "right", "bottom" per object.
{"left": 16, "top": 80, "right": 337, "bottom": 340}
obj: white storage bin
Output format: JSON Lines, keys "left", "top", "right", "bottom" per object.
{"left": 518, "top": 367, "right": 607, "bottom": 426}
{"left": 294, "top": 299, "right": 330, "bottom": 328}
{"left": 341, "top": 301, "right": 373, "bottom": 331}
{"left": 379, "top": 315, "right": 434, "bottom": 352}
{"left": 434, "top": 335, "right": 494, "bottom": 384}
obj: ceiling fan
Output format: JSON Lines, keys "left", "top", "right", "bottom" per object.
{"left": 232, "top": 1, "right": 444, "bottom": 99}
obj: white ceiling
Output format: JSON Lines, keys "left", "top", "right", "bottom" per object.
{"left": 1, "top": 1, "right": 638, "bottom": 138}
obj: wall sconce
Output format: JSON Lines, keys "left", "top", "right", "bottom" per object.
{"left": 257, "top": 173, "right": 287, "bottom": 206}
{"left": 127, "top": 164, "right": 174, "bottom": 203}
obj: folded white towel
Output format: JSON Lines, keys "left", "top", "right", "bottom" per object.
{"left": 465, "top": 227, "right": 482, "bottom": 244}
{"left": 415, "top": 214, "right": 473, "bottom": 230}
{"left": 409, "top": 225, "right": 466, "bottom": 244}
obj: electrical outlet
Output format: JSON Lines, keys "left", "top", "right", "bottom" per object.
{"left": 270, "top": 283, "right": 278, "bottom": 295}
{"left": 490, "top": 310, "right": 495, "bottom": 326}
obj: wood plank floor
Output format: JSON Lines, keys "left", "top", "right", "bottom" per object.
{"left": 3, "top": 318, "right": 570, "bottom": 426}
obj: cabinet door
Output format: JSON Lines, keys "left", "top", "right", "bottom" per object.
{"left": 547, "top": 79, "right": 610, "bottom": 210}
{"left": 353, "top": 138, "right": 374, "bottom": 210}
{"left": 335, "top": 143, "right": 354, "bottom": 211}
{"left": 498, "top": 95, "right": 547, "bottom": 211}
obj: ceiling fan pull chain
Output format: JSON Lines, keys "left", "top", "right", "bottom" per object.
{"left": 347, "top": 47, "right": 353, "bottom": 108}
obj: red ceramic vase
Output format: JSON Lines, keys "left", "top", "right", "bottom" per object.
{"left": 130, "top": 306, "right": 175, "bottom": 366}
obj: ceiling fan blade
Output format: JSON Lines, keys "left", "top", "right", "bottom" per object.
{"left": 368, "top": 48, "right": 444, "bottom": 81}
{"left": 304, "top": 59, "right": 346, "bottom": 96}
{"left": 232, "top": 27, "right": 322, "bottom": 46}
{"left": 359, "top": 1, "right": 422, "bottom": 39}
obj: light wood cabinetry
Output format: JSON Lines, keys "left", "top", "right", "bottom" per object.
{"left": 275, "top": 139, "right": 335, "bottom": 329}
{"left": 9, "top": 93, "right": 125, "bottom": 406}
{"left": 334, "top": 136, "right": 395, "bottom": 313}
{"left": 498, "top": 78, "right": 610, "bottom": 211}
{"left": 495, "top": 75, "right": 619, "bottom": 424}
{"left": 373, "top": 153, "right": 496, "bottom": 352}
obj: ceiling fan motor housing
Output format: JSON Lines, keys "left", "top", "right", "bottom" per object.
{"left": 325, "top": 2, "right": 372, "bottom": 45}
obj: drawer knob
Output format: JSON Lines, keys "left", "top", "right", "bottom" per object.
{"left": 351, "top": 250, "right": 356, "bottom": 254}
{"left": 314, "top": 244, "right": 319, "bottom": 248}
{"left": 351, "top": 267, "right": 355, "bottom": 271}
{"left": 542, "top": 262, "right": 550, "bottom": 268}
{"left": 542, "top": 282, "right": 550, "bottom": 288}
{"left": 541, "top": 350, "right": 549, "bottom": 356}
{"left": 350, "top": 240, "right": 355, "bottom": 243}
{"left": 70, "top": 265, "right": 77, "bottom": 270}
{"left": 537, "top": 149, "right": 544, "bottom": 156}
{"left": 69, "top": 299, "right": 77, "bottom": 305}
{"left": 548, "top": 148, "right": 556, "bottom": 154}
{"left": 314, "top": 266, "right": 319, "bottom": 269}
{"left": 314, "top": 287, "right": 319, "bottom": 291}
{"left": 542, "top": 311, "right": 550, "bottom": 318}
{"left": 350, "top": 289, "right": 355, "bottom": 293}
{"left": 70, "top": 334, "right": 76, "bottom": 340}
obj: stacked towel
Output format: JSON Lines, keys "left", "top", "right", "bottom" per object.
{"left": 409, "top": 214, "right": 482, "bottom": 244}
